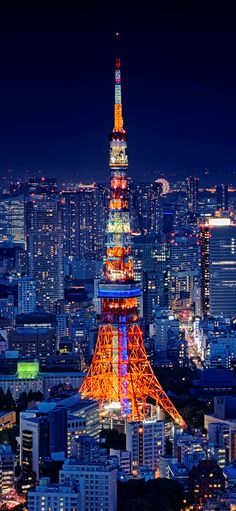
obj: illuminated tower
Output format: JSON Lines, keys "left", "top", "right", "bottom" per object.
{"left": 80, "top": 53, "right": 186, "bottom": 427}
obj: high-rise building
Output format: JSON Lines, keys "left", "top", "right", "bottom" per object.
{"left": 186, "top": 177, "right": 199, "bottom": 215}
{"left": 126, "top": 419, "right": 165, "bottom": 474}
{"left": 0, "top": 194, "right": 25, "bottom": 245}
{"left": 152, "top": 309, "right": 180, "bottom": 360}
{"left": 80, "top": 50, "right": 185, "bottom": 427}
{"left": 77, "top": 183, "right": 106, "bottom": 260}
{"left": 200, "top": 216, "right": 236, "bottom": 318}
{"left": 59, "top": 458, "right": 117, "bottom": 511}
{"left": 132, "top": 234, "right": 168, "bottom": 323}
{"left": 62, "top": 183, "right": 107, "bottom": 261}
{"left": 62, "top": 190, "right": 77, "bottom": 257}
{"left": 26, "top": 196, "right": 64, "bottom": 311}
{"left": 132, "top": 182, "right": 162, "bottom": 234}
{"left": 170, "top": 229, "right": 200, "bottom": 316}
{"left": 18, "top": 276, "right": 36, "bottom": 314}
{"left": 216, "top": 184, "right": 228, "bottom": 211}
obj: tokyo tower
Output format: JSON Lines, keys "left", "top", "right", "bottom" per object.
{"left": 80, "top": 51, "right": 186, "bottom": 428}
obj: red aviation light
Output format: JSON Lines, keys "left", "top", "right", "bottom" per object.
{"left": 116, "top": 58, "right": 121, "bottom": 69}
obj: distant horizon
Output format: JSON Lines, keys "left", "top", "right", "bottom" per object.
{"left": 0, "top": 167, "right": 236, "bottom": 188}
{"left": 1, "top": 5, "right": 236, "bottom": 183}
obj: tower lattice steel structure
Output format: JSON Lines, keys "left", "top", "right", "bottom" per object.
{"left": 80, "top": 54, "right": 186, "bottom": 427}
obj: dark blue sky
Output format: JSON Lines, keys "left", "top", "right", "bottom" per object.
{"left": 0, "top": 4, "right": 236, "bottom": 184}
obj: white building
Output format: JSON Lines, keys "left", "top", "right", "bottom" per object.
{"left": 18, "top": 277, "right": 36, "bottom": 314}
{"left": 60, "top": 459, "right": 117, "bottom": 511}
{"left": 0, "top": 369, "right": 84, "bottom": 400}
{"left": 126, "top": 418, "right": 165, "bottom": 474}
{"left": 110, "top": 449, "right": 131, "bottom": 474}
{"left": 27, "top": 477, "right": 81, "bottom": 511}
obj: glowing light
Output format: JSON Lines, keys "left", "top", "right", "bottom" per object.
{"left": 208, "top": 217, "right": 231, "bottom": 226}
{"left": 155, "top": 178, "right": 170, "bottom": 195}
{"left": 17, "top": 361, "right": 39, "bottom": 379}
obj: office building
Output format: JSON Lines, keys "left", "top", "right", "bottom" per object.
{"left": 0, "top": 443, "right": 15, "bottom": 494}
{"left": 200, "top": 216, "right": 236, "bottom": 317}
{"left": 109, "top": 449, "right": 131, "bottom": 474}
{"left": 60, "top": 458, "right": 117, "bottom": 511}
{"left": 20, "top": 394, "right": 100, "bottom": 477}
{"left": 72, "top": 434, "right": 99, "bottom": 461}
{"left": 132, "top": 234, "right": 168, "bottom": 323}
{"left": 62, "top": 183, "right": 107, "bottom": 261}
{"left": 28, "top": 477, "right": 81, "bottom": 511}
{"left": 152, "top": 309, "right": 180, "bottom": 360}
{"left": 170, "top": 229, "right": 200, "bottom": 317}
{"left": 126, "top": 418, "right": 165, "bottom": 474}
{"left": 0, "top": 194, "right": 25, "bottom": 245}
{"left": 26, "top": 196, "right": 64, "bottom": 311}
{"left": 132, "top": 182, "right": 162, "bottom": 234}
{"left": 8, "top": 328, "right": 57, "bottom": 364}
{"left": 186, "top": 176, "right": 199, "bottom": 215}
{"left": 216, "top": 184, "right": 228, "bottom": 211}
{"left": 18, "top": 277, "right": 36, "bottom": 314}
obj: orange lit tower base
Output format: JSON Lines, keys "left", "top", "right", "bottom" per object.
{"left": 80, "top": 52, "right": 186, "bottom": 429}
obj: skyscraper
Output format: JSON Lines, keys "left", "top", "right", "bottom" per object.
{"left": 200, "top": 216, "right": 236, "bottom": 318}
{"left": 186, "top": 177, "right": 199, "bottom": 215}
{"left": 216, "top": 184, "right": 228, "bottom": 211}
{"left": 62, "top": 183, "right": 107, "bottom": 261}
{"left": 132, "top": 234, "right": 168, "bottom": 324}
{"left": 132, "top": 182, "right": 162, "bottom": 234}
{"left": 0, "top": 194, "right": 25, "bottom": 245}
{"left": 26, "top": 196, "right": 64, "bottom": 311}
{"left": 18, "top": 276, "right": 36, "bottom": 314}
{"left": 80, "top": 51, "right": 185, "bottom": 427}
{"left": 170, "top": 229, "right": 200, "bottom": 316}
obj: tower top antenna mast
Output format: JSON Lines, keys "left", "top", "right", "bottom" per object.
{"left": 113, "top": 32, "right": 125, "bottom": 133}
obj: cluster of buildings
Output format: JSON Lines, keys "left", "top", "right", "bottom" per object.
{"left": 0, "top": 173, "right": 235, "bottom": 509}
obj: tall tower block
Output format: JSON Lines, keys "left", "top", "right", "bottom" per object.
{"left": 80, "top": 52, "right": 186, "bottom": 427}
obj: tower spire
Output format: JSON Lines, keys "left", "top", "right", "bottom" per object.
{"left": 113, "top": 32, "right": 125, "bottom": 133}
{"left": 113, "top": 57, "right": 124, "bottom": 132}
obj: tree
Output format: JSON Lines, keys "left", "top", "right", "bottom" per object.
{"left": 4, "top": 388, "right": 16, "bottom": 410}
{"left": 0, "top": 387, "right": 6, "bottom": 408}
{"left": 99, "top": 428, "right": 126, "bottom": 451}
{"left": 17, "top": 391, "right": 28, "bottom": 411}
{"left": 0, "top": 425, "right": 19, "bottom": 453}
{"left": 118, "top": 478, "right": 184, "bottom": 511}
{"left": 188, "top": 459, "right": 225, "bottom": 506}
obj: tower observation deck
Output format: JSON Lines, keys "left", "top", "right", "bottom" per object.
{"left": 80, "top": 50, "right": 186, "bottom": 428}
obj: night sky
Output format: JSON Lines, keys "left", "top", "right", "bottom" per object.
{"left": 0, "top": 4, "right": 236, "bottom": 184}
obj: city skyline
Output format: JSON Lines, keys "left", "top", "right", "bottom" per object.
{"left": 0, "top": 5, "right": 236, "bottom": 183}
{"left": 1, "top": 7, "right": 236, "bottom": 510}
